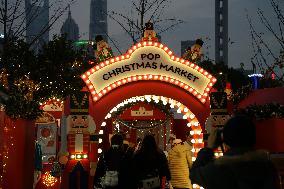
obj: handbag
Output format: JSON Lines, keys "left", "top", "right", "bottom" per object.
{"left": 140, "top": 169, "right": 160, "bottom": 189}
{"left": 101, "top": 170, "right": 119, "bottom": 187}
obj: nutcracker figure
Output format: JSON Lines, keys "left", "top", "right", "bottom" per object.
{"left": 62, "top": 92, "right": 97, "bottom": 189}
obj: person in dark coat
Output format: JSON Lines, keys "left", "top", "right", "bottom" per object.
{"left": 93, "top": 133, "right": 134, "bottom": 189}
{"left": 133, "top": 134, "right": 171, "bottom": 189}
{"left": 190, "top": 114, "right": 280, "bottom": 189}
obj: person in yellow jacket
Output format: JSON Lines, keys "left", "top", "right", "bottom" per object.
{"left": 168, "top": 139, "right": 193, "bottom": 189}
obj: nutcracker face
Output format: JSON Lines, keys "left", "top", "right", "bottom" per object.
{"left": 211, "top": 115, "right": 230, "bottom": 127}
{"left": 69, "top": 115, "right": 89, "bottom": 133}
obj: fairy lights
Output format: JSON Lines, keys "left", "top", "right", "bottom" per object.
{"left": 42, "top": 171, "right": 58, "bottom": 187}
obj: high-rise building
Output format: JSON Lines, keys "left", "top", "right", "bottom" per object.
{"left": 25, "top": 0, "right": 49, "bottom": 51}
{"left": 215, "top": 0, "right": 228, "bottom": 65}
{"left": 181, "top": 40, "right": 195, "bottom": 56}
{"left": 60, "top": 7, "right": 79, "bottom": 42}
{"left": 89, "top": 0, "right": 108, "bottom": 41}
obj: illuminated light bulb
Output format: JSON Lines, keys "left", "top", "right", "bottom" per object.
{"left": 212, "top": 78, "right": 217, "bottom": 82}
{"left": 128, "top": 49, "right": 133, "bottom": 53}
{"left": 170, "top": 104, "right": 175, "bottom": 108}
{"left": 191, "top": 148, "right": 195, "bottom": 152}
{"left": 201, "top": 98, "right": 206, "bottom": 103}
{"left": 191, "top": 139, "right": 196, "bottom": 143}
{"left": 133, "top": 76, "right": 137, "bottom": 81}
{"left": 111, "top": 59, "right": 115, "bottom": 63}
{"left": 206, "top": 88, "right": 210, "bottom": 92}
{"left": 194, "top": 122, "right": 199, "bottom": 126}
{"left": 83, "top": 154, "right": 88, "bottom": 159}
{"left": 180, "top": 83, "right": 184, "bottom": 87}
{"left": 183, "top": 115, "right": 188, "bottom": 119}
{"left": 138, "top": 76, "right": 142, "bottom": 80}
{"left": 184, "top": 85, "right": 189, "bottom": 89}
{"left": 149, "top": 75, "right": 153, "bottom": 79}
{"left": 138, "top": 43, "right": 141, "bottom": 47}
{"left": 164, "top": 47, "right": 168, "bottom": 51}
{"left": 154, "top": 76, "right": 159, "bottom": 79}
{"left": 187, "top": 123, "right": 192, "bottom": 127}
{"left": 214, "top": 153, "right": 219, "bottom": 157}
{"left": 143, "top": 42, "right": 147, "bottom": 46}
{"left": 184, "top": 107, "right": 189, "bottom": 112}
{"left": 121, "top": 56, "right": 125, "bottom": 60}
{"left": 99, "top": 138, "right": 103, "bottom": 143}
{"left": 103, "top": 89, "right": 107, "bottom": 94}
{"left": 86, "top": 80, "right": 90, "bottom": 84}
{"left": 190, "top": 131, "right": 194, "bottom": 135}
{"left": 163, "top": 101, "right": 167, "bottom": 105}
{"left": 112, "top": 84, "right": 117, "bottom": 88}
{"left": 209, "top": 83, "right": 213, "bottom": 87}
{"left": 99, "top": 130, "right": 104, "bottom": 134}
{"left": 144, "top": 75, "right": 148, "bottom": 79}
{"left": 117, "top": 81, "right": 122, "bottom": 85}
{"left": 165, "top": 77, "right": 169, "bottom": 81}
{"left": 96, "top": 66, "right": 100, "bottom": 70}
{"left": 70, "top": 155, "right": 75, "bottom": 159}
{"left": 116, "top": 57, "right": 120, "bottom": 61}
{"left": 77, "top": 154, "right": 82, "bottom": 159}
{"left": 148, "top": 42, "right": 153, "bottom": 45}
{"left": 98, "top": 93, "right": 102, "bottom": 97}
{"left": 199, "top": 68, "right": 204, "bottom": 73}
{"left": 198, "top": 139, "right": 203, "bottom": 143}
{"left": 189, "top": 88, "right": 193, "bottom": 92}
{"left": 160, "top": 76, "right": 163, "bottom": 80}
{"left": 159, "top": 44, "right": 164, "bottom": 48}
{"left": 127, "top": 78, "right": 132, "bottom": 82}
{"left": 154, "top": 42, "right": 158, "bottom": 46}
{"left": 106, "top": 60, "right": 110, "bottom": 64}
{"left": 107, "top": 113, "right": 111, "bottom": 118}
{"left": 113, "top": 107, "right": 118, "bottom": 112}
{"left": 133, "top": 46, "right": 137, "bottom": 50}
{"left": 193, "top": 91, "right": 198, "bottom": 95}
{"left": 208, "top": 75, "right": 213, "bottom": 79}
{"left": 87, "top": 72, "right": 91, "bottom": 75}
{"left": 176, "top": 57, "right": 180, "bottom": 61}
{"left": 177, "top": 109, "right": 181, "bottom": 113}
{"left": 193, "top": 184, "right": 197, "bottom": 188}
{"left": 181, "top": 59, "right": 185, "bottom": 63}
{"left": 91, "top": 68, "right": 95, "bottom": 72}
{"left": 107, "top": 86, "right": 111, "bottom": 90}
{"left": 203, "top": 93, "right": 208, "bottom": 97}
{"left": 98, "top": 148, "right": 102, "bottom": 154}
{"left": 94, "top": 97, "right": 98, "bottom": 101}
{"left": 101, "top": 122, "right": 106, "bottom": 126}
{"left": 186, "top": 61, "right": 190, "bottom": 65}
{"left": 168, "top": 51, "right": 173, "bottom": 55}
{"left": 195, "top": 65, "right": 199, "bottom": 70}
{"left": 204, "top": 71, "right": 208, "bottom": 75}
{"left": 126, "top": 55, "right": 130, "bottom": 58}
{"left": 89, "top": 85, "right": 94, "bottom": 90}
{"left": 197, "top": 95, "right": 202, "bottom": 99}
{"left": 200, "top": 187, "right": 205, "bottom": 189}
{"left": 171, "top": 56, "right": 175, "bottom": 60}
{"left": 190, "top": 63, "right": 194, "bottom": 67}
{"left": 177, "top": 102, "right": 181, "bottom": 107}
{"left": 122, "top": 79, "right": 127, "bottom": 83}
{"left": 170, "top": 79, "right": 174, "bottom": 83}
{"left": 100, "top": 63, "right": 105, "bottom": 67}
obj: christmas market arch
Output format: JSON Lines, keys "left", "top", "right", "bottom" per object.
{"left": 82, "top": 41, "right": 216, "bottom": 159}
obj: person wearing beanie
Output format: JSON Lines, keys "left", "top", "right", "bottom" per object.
{"left": 190, "top": 114, "right": 280, "bottom": 189}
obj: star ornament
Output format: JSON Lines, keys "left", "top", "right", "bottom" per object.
{"left": 81, "top": 42, "right": 216, "bottom": 104}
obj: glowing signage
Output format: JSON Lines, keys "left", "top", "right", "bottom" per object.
{"left": 82, "top": 42, "right": 216, "bottom": 103}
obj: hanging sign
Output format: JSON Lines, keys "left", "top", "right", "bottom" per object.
{"left": 82, "top": 42, "right": 216, "bottom": 103}
{"left": 131, "top": 107, "right": 153, "bottom": 116}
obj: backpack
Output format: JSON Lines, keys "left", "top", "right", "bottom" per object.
{"left": 101, "top": 170, "right": 119, "bottom": 187}
{"left": 140, "top": 169, "right": 160, "bottom": 189}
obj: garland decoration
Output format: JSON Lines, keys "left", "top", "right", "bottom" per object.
{"left": 236, "top": 103, "right": 284, "bottom": 120}
{"left": 231, "top": 84, "right": 252, "bottom": 105}
{"left": 111, "top": 100, "right": 173, "bottom": 130}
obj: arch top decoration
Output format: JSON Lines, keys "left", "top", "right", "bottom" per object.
{"left": 82, "top": 41, "right": 216, "bottom": 103}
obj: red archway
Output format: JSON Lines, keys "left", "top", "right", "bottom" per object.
{"left": 89, "top": 80, "right": 211, "bottom": 132}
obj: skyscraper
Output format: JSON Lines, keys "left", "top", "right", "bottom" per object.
{"left": 60, "top": 7, "right": 79, "bottom": 42}
{"left": 215, "top": 0, "right": 228, "bottom": 65}
{"left": 25, "top": 0, "right": 49, "bottom": 51}
{"left": 89, "top": 0, "right": 108, "bottom": 41}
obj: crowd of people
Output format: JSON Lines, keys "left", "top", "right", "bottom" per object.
{"left": 93, "top": 115, "right": 281, "bottom": 189}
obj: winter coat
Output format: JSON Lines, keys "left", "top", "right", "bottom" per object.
{"left": 93, "top": 146, "right": 134, "bottom": 189}
{"left": 133, "top": 149, "right": 171, "bottom": 188}
{"left": 190, "top": 147, "right": 280, "bottom": 189}
{"left": 168, "top": 143, "right": 193, "bottom": 189}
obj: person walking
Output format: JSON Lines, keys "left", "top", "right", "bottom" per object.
{"left": 133, "top": 134, "right": 171, "bottom": 189}
{"left": 168, "top": 139, "right": 193, "bottom": 189}
{"left": 93, "top": 133, "right": 134, "bottom": 189}
{"left": 190, "top": 114, "right": 281, "bottom": 189}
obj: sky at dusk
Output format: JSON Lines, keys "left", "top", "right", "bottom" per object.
{"left": 3, "top": 0, "right": 283, "bottom": 71}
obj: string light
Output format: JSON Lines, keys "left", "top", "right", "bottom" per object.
{"left": 42, "top": 171, "right": 58, "bottom": 187}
